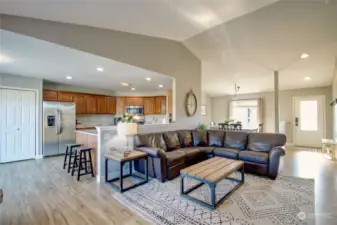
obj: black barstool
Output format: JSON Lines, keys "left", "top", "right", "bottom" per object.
{"left": 71, "top": 147, "right": 95, "bottom": 181}
{"left": 63, "top": 143, "right": 81, "bottom": 172}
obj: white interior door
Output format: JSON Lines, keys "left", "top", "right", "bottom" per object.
{"left": 294, "top": 95, "right": 324, "bottom": 148}
{"left": 0, "top": 88, "right": 36, "bottom": 163}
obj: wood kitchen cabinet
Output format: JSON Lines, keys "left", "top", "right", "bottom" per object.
{"left": 126, "top": 97, "right": 143, "bottom": 106}
{"left": 97, "top": 96, "right": 107, "bottom": 114}
{"left": 73, "top": 94, "right": 86, "bottom": 114}
{"left": 143, "top": 97, "right": 155, "bottom": 115}
{"left": 58, "top": 92, "right": 74, "bottom": 102}
{"left": 43, "top": 90, "right": 58, "bottom": 101}
{"left": 85, "top": 95, "right": 97, "bottom": 114}
{"left": 155, "top": 96, "right": 166, "bottom": 114}
{"left": 106, "top": 96, "right": 116, "bottom": 114}
{"left": 116, "top": 97, "right": 126, "bottom": 114}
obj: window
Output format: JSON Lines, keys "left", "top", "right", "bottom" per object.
{"left": 300, "top": 100, "right": 318, "bottom": 131}
{"left": 230, "top": 100, "right": 260, "bottom": 129}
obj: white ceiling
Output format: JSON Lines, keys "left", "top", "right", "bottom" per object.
{"left": 0, "top": 30, "right": 173, "bottom": 92}
{"left": 184, "top": 0, "right": 337, "bottom": 96}
{"left": 1, "top": 0, "right": 337, "bottom": 96}
{"left": 0, "top": 0, "right": 278, "bottom": 41}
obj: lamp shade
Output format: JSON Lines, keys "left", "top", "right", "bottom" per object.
{"left": 117, "top": 123, "right": 138, "bottom": 136}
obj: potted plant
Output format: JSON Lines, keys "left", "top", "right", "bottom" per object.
{"left": 197, "top": 122, "right": 208, "bottom": 131}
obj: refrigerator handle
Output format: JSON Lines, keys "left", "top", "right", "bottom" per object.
{"left": 57, "top": 109, "right": 61, "bottom": 135}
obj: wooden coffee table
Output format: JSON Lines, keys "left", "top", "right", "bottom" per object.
{"left": 180, "top": 157, "right": 244, "bottom": 209}
{"left": 105, "top": 150, "right": 148, "bottom": 193}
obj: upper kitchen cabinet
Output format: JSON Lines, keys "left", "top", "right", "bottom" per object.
{"left": 97, "top": 96, "right": 107, "bottom": 114}
{"left": 126, "top": 97, "right": 143, "bottom": 106}
{"left": 85, "top": 95, "right": 97, "bottom": 114}
{"left": 116, "top": 97, "right": 126, "bottom": 114}
{"left": 73, "top": 94, "right": 86, "bottom": 114}
{"left": 143, "top": 97, "right": 155, "bottom": 115}
{"left": 155, "top": 96, "right": 166, "bottom": 114}
{"left": 43, "top": 90, "right": 58, "bottom": 101}
{"left": 106, "top": 96, "right": 116, "bottom": 114}
{"left": 58, "top": 92, "right": 74, "bottom": 102}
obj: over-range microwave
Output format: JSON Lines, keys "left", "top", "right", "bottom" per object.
{"left": 125, "top": 106, "right": 144, "bottom": 115}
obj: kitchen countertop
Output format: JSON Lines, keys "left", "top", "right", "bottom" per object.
{"left": 75, "top": 129, "right": 98, "bottom": 135}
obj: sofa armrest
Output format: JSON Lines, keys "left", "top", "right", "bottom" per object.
{"left": 135, "top": 147, "right": 166, "bottom": 158}
{"left": 268, "top": 146, "right": 285, "bottom": 179}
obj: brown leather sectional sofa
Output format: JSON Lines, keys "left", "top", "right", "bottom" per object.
{"left": 134, "top": 130, "right": 286, "bottom": 182}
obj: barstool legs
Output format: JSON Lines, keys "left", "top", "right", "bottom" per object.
{"left": 63, "top": 146, "right": 69, "bottom": 169}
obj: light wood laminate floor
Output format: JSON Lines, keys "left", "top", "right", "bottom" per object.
{"left": 0, "top": 147, "right": 336, "bottom": 225}
{"left": 0, "top": 156, "right": 150, "bottom": 225}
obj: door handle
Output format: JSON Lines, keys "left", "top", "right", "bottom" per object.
{"left": 57, "top": 109, "right": 61, "bottom": 135}
{"left": 295, "top": 117, "right": 299, "bottom": 126}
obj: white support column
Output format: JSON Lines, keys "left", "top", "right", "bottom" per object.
{"left": 274, "top": 71, "right": 280, "bottom": 133}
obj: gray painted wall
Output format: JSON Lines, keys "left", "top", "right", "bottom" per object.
{"left": 43, "top": 81, "right": 116, "bottom": 96}
{"left": 0, "top": 73, "right": 43, "bottom": 155}
{"left": 1, "top": 14, "right": 202, "bottom": 126}
{"left": 212, "top": 86, "right": 332, "bottom": 143}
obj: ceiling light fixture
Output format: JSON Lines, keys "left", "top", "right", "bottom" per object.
{"left": 66, "top": 76, "right": 73, "bottom": 80}
{"left": 0, "top": 54, "right": 13, "bottom": 63}
{"left": 120, "top": 82, "right": 130, "bottom": 87}
{"left": 304, "top": 77, "right": 311, "bottom": 81}
{"left": 145, "top": 77, "right": 151, "bottom": 81}
{"left": 158, "top": 84, "right": 163, "bottom": 88}
{"left": 131, "top": 88, "right": 136, "bottom": 91}
{"left": 300, "top": 53, "right": 309, "bottom": 59}
{"left": 97, "top": 67, "right": 104, "bottom": 72}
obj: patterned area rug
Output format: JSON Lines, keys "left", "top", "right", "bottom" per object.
{"left": 112, "top": 173, "right": 314, "bottom": 225}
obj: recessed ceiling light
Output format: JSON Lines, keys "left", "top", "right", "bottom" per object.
{"left": 66, "top": 76, "right": 72, "bottom": 80}
{"left": 120, "top": 82, "right": 130, "bottom": 87}
{"left": 0, "top": 54, "right": 13, "bottom": 63}
{"left": 304, "top": 77, "right": 311, "bottom": 81}
{"left": 300, "top": 53, "right": 309, "bottom": 59}
{"left": 158, "top": 84, "right": 163, "bottom": 88}
{"left": 97, "top": 67, "right": 104, "bottom": 72}
{"left": 145, "top": 77, "right": 151, "bottom": 81}
{"left": 131, "top": 88, "right": 136, "bottom": 91}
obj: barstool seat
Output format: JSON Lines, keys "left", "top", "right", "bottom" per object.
{"left": 63, "top": 143, "right": 81, "bottom": 172}
{"left": 71, "top": 147, "right": 95, "bottom": 181}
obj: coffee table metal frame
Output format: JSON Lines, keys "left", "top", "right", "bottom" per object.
{"left": 180, "top": 164, "right": 244, "bottom": 210}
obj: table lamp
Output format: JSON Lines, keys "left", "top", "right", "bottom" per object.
{"left": 117, "top": 122, "right": 138, "bottom": 151}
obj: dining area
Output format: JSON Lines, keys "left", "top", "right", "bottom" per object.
{"left": 210, "top": 122, "right": 263, "bottom": 133}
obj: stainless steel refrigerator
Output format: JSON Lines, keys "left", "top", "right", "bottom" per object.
{"left": 43, "top": 101, "right": 76, "bottom": 156}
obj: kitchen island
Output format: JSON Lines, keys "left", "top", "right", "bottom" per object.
{"left": 75, "top": 129, "right": 98, "bottom": 176}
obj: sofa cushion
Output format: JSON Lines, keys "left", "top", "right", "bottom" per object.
{"left": 239, "top": 150, "right": 268, "bottom": 164}
{"left": 176, "top": 148, "right": 201, "bottom": 161}
{"left": 213, "top": 148, "right": 240, "bottom": 159}
{"left": 176, "top": 130, "right": 193, "bottom": 147}
{"left": 165, "top": 151, "right": 185, "bottom": 166}
{"left": 135, "top": 133, "right": 167, "bottom": 151}
{"left": 208, "top": 130, "right": 225, "bottom": 147}
{"left": 247, "top": 133, "right": 287, "bottom": 152}
{"left": 192, "top": 130, "right": 208, "bottom": 147}
{"left": 196, "top": 147, "right": 214, "bottom": 154}
{"left": 224, "top": 132, "right": 248, "bottom": 150}
{"left": 163, "top": 131, "right": 181, "bottom": 151}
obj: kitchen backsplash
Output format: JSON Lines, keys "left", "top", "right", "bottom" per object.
{"left": 77, "top": 115, "right": 115, "bottom": 126}
{"left": 144, "top": 115, "right": 169, "bottom": 124}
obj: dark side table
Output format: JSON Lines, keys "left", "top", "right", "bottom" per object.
{"left": 105, "top": 150, "right": 148, "bottom": 192}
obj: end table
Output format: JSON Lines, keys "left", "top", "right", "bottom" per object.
{"left": 105, "top": 150, "right": 148, "bottom": 192}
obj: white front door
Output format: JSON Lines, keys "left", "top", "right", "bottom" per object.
{"left": 294, "top": 95, "right": 324, "bottom": 148}
{"left": 0, "top": 88, "right": 36, "bottom": 163}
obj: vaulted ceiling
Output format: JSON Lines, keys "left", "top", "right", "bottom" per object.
{"left": 1, "top": 0, "right": 337, "bottom": 96}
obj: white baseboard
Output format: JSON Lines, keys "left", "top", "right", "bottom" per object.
{"left": 35, "top": 155, "right": 43, "bottom": 159}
